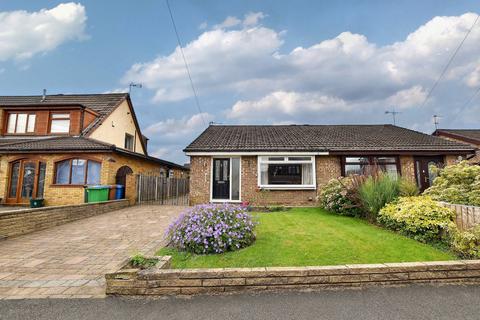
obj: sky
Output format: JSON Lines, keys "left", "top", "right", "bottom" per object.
{"left": 1, "top": 1, "right": 480, "bottom": 164}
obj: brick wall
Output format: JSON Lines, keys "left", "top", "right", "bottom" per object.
{"left": 106, "top": 259, "right": 480, "bottom": 296}
{"left": 0, "top": 199, "right": 129, "bottom": 239}
{"left": 189, "top": 156, "right": 211, "bottom": 205}
{"left": 399, "top": 156, "right": 416, "bottom": 183}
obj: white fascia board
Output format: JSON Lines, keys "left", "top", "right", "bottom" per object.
{"left": 186, "top": 151, "right": 329, "bottom": 156}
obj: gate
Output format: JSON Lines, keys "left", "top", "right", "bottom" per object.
{"left": 137, "top": 175, "right": 189, "bottom": 205}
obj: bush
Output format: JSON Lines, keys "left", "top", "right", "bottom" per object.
{"left": 424, "top": 161, "right": 480, "bottom": 206}
{"left": 318, "top": 177, "right": 363, "bottom": 216}
{"left": 358, "top": 174, "right": 400, "bottom": 219}
{"left": 166, "top": 204, "right": 257, "bottom": 254}
{"left": 378, "top": 196, "right": 455, "bottom": 244}
{"left": 399, "top": 178, "right": 419, "bottom": 196}
{"left": 450, "top": 225, "right": 480, "bottom": 258}
{"left": 130, "top": 253, "right": 158, "bottom": 269}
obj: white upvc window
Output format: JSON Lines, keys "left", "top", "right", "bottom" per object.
{"left": 258, "top": 156, "right": 316, "bottom": 190}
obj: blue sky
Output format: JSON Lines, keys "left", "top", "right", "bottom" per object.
{"left": 1, "top": 1, "right": 480, "bottom": 164}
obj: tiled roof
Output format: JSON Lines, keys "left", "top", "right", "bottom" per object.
{"left": 185, "top": 124, "right": 475, "bottom": 153}
{"left": 0, "top": 93, "right": 128, "bottom": 135}
{"left": 0, "top": 136, "right": 188, "bottom": 170}
{"left": 0, "top": 136, "right": 113, "bottom": 152}
{"left": 434, "top": 129, "right": 480, "bottom": 144}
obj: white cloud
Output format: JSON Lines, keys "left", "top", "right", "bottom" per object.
{"left": 0, "top": 2, "right": 87, "bottom": 61}
{"left": 144, "top": 112, "right": 214, "bottom": 138}
{"left": 198, "top": 21, "right": 208, "bottom": 30}
{"left": 386, "top": 86, "right": 427, "bottom": 109}
{"left": 124, "top": 11, "right": 480, "bottom": 129}
{"left": 243, "top": 12, "right": 266, "bottom": 26}
{"left": 214, "top": 16, "right": 241, "bottom": 29}
{"left": 228, "top": 91, "right": 347, "bottom": 120}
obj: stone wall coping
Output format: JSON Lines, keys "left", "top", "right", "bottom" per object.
{"left": 0, "top": 199, "right": 128, "bottom": 218}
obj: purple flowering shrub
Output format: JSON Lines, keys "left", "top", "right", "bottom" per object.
{"left": 166, "top": 204, "right": 257, "bottom": 254}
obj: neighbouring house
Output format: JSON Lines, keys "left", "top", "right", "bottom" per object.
{"left": 0, "top": 93, "right": 188, "bottom": 206}
{"left": 185, "top": 124, "right": 475, "bottom": 206}
{"left": 433, "top": 129, "right": 480, "bottom": 164}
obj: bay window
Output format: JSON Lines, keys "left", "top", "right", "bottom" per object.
{"left": 258, "top": 156, "right": 315, "bottom": 189}
{"left": 342, "top": 156, "right": 400, "bottom": 178}
{"left": 54, "top": 158, "right": 101, "bottom": 185}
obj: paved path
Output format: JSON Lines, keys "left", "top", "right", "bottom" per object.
{"left": 1, "top": 284, "right": 480, "bottom": 320}
{"left": 0, "top": 205, "right": 184, "bottom": 299}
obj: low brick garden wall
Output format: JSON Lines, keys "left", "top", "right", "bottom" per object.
{"left": 106, "top": 257, "right": 480, "bottom": 296}
{"left": 0, "top": 199, "right": 129, "bottom": 239}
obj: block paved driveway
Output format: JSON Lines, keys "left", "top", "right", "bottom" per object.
{"left": 0, "top": 205, "right": 185, "bottom": 299}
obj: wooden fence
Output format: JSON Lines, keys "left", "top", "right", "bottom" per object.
{"left": 439, "top": 202, "right": 480, "bottom": 230}
{"left": 137, "top": 175, "right": 189, "bottom": 205}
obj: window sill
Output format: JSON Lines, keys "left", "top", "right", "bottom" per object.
{"left": 211, "top": 199, "right": 242, "bottom": 203}
{"left": 258, "top": 185, "right": 316, "bottom": 190}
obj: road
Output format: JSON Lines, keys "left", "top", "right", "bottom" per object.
{"left": 1, "top": 284, "right": 479, "bottom": 320}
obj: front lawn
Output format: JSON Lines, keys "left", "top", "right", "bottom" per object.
{"left": 158, "top": 207, "right": 455, "bottom": 268}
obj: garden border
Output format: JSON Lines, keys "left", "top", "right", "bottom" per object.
{"left": 105, "top": 258, "right": 480, "bottom": 296}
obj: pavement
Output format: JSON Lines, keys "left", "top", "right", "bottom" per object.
{"left": 0, "top": 205, "right": 185, "bottom": 299}
{"left": 1, "top": 284, "right": 479, "bottom": 320}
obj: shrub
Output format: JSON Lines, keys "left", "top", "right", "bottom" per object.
{"left": 399, "top": 178, "right": 419, "bottom": 196}
{"left": 358, "top": 174, "right": 400, "bottom": 219}
{"left": 130, "top": 253, "right": 157, "bottom": 269}
{"left": 450, "top": 225, "right": 480, "bottom": 258}
{"left": 424, "top": 161, "right": 480, "bottom": 206}
{"left": 166, "top": 204, "right": 257, "bottom": 254}
{"left": 318, "top": 177, "right": 363, "bottom": 216}
{"left": 378, "top": 196, "right": 455, "bottom": 244}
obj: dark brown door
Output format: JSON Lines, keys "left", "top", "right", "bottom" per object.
{"left": 414, "top": 156, "right": 444, "bottom": 192}
{"left": 7, "top": 160, "right": 46, "bottom": 204}
{"left": 212, "top": 159, "right": 230, "bottom": 200}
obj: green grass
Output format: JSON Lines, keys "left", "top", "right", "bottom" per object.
{"left": 158, "top": 207, "right": 455, "bottom": 269}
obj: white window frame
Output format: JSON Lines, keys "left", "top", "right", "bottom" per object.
{"left": 257, "top": 155, "right": 316, "bottom": 190}
{"left": 210, "top": 157, "right": 242, "bottom": 203}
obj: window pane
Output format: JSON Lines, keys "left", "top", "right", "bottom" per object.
{"left": 301, "top": 163, "right": 314, "bottom": 185}
{"left": 345, "top": 164, "right": 367, "bottom": 176}
{"left": 9, "top": 162, "right": 20, "bottom": 197}
{"left": 87, "top": 161, "right": 101, "bottom": 184}
{"left": 56, "top": 160, "right": 71, "bottom": 184}
{"left": 268, "top": 164, "right": 301, "bottom": 185}
{"left": 21, "top": 162, "right": 36, "bottom": 198}
{"left": 345, "top": 157, "right": 369, "bottom": 163}
{"left": 375, "top": 157, "right": 396, "bottom": 163}
{"left": 124, "top": 134, "right": 134, "bottom": 150}
{"left": 51, "top": 113, "right": 70, "bottom": 119}
{"left": 7, "top": 114, "right": 16, "bottom": 133}
{"left": 71, "top": 159, "right": 86, "bottom": 184}
{"left": 16, "top": 114, "right": 27, "bottom": 133}
{"left": 231, "top": 158, "right": 240, "bottom": 200}
{"left": 379, "top": 164, "right": 398, "bottom": 179}
{"left": 27, "top": 114, "right": 36, "bottom": 132}
{"left": 51, "top": 119, "right": 70, "bottom": 133}
{"left": 260, "top": 163, "right": 268, "bottom": 185}
{"left": 288, "top": 156, "right": 311, "bottom": 161}
{"left": 37, "top": 162, "right": 46, "bottom": 198}
{"left": 268, "top": 157, "right": 284, "bottom": 161}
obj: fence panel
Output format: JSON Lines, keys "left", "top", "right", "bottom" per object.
{"left": 137, "top": 175, "right": 189, "bottom": 205}
{"left": 439, "top": 202, "right": 480, "bottom": 230}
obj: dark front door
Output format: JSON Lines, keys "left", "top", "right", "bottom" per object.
{"left": 414, "top": 156, "right": 444, "bottom": 192}
{"left": 212, "top": 158, "right": 230, "bottom": 200}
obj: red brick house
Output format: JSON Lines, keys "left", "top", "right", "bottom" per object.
{"left": 433, "top": 129, "right": 480, "bottom": 164}
{"left": 185, "top": 124, "right": 475, "bottom": 206}
{"left": 0, "top": 93, "right": 188, "bottom": 206}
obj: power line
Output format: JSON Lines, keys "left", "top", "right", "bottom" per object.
{"left": 165, "top": 0, "right": 207, "bottom": 126}
{"left": 450, "top": 85, "right": 480, "bottom": 123}
{"left": 419, "top": 14, "right": 479, "bottom": 109}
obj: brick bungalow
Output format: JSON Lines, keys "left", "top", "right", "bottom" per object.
{"left": 0, "top": 93, "right": 188, "bottom": 206}
{"left": 185, "top": 124, "right": 475, "bottom": 206}
{"left": 433, "top": 129, "right": 480, "bottom": 164}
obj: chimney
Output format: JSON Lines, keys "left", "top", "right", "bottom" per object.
{"left": 41, "top": 89, "right": 47, "bottom": 102}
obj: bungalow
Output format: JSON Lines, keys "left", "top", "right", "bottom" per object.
{"left": 184, "top": 124, "right": 475, "bottom": 206}
{"left": 433, "top": 129, "right": 480, "bottom": 164}
{"left": 0, "top": 93, "right": 188, "bottom": 206}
